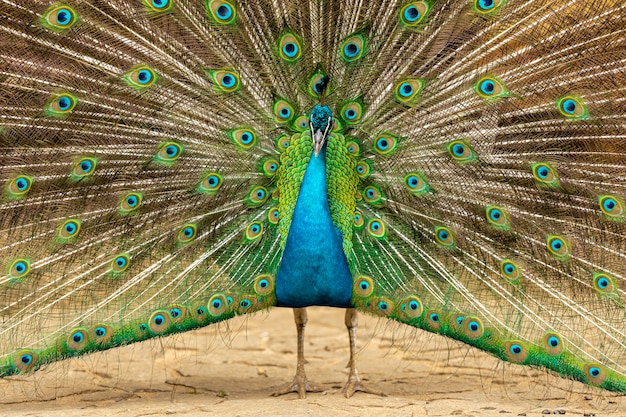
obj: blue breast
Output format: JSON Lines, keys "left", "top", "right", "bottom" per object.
{"left": 275, "top": 148, "right": 353, "bottom": 308}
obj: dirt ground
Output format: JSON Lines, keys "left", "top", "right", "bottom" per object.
{"left": 1, "top": 307, "right": 624, "bottom": 417}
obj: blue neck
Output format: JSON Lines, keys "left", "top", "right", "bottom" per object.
{"left": 275, "top": 147, "right": 353, "bottom": 308}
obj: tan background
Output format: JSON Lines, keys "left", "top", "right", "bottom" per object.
{"left": 1, "top": 307, "right": 624, "bottom": 416}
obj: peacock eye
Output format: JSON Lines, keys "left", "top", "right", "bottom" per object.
{"left": 125, "top": 65, "right": 157, "bottom": 88}
{"left": 340, "top": 34, "right": 366, "bottom": 62}
{"left": 207, "top": 1, "right": 236, "bottom": 24}
{"left": 339, "top": 100, "right": 363, "bottom": 125}
{"left": 556, "top": 96, "right": 589, "bottom": 119}
{"left": 43, "top": 5, "right": 77, "bottom": 30}
{"left": 208, "top": 69, "right": 240, "bottom": 93}
{"left": 473, "top": 0, "right": 506, "bottom": 14}
{"left": 474, "top": 76, "right": 508, "bottom": 99}
{"left": 400, "top": 2, "right": 431, "bottom": 26}
{"left": 178, "top": 224, "right": 197, "bottom": 243}
{"left": 142, "top": 0, "right": 172, "bottom": 12}
{"left": 273, "top": 99, "right": 295, "bottom": 124}
{"left": 279, "top": 33, "right": 302, "bottom": 62}
{"left": 47, "top": 93, "right": 77, "bottom": 116}
{"left": 394, "top": 78, "right": 424, "bottom": 104}
{"left": 447, "top": 139, "right": 476, "bottom": 162}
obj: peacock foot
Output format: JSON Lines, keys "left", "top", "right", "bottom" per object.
{"left": 271, "top": 373, "right": 323, "bottom": 399}
{"left": 326, "top": 371, "right": 387, "bottom": 398}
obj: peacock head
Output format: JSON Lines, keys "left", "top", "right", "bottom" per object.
{"left": 309, "top": 104, "right": 333, "bottom": 156}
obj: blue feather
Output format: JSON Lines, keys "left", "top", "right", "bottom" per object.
{"left": 276, "top": 147, "right": 352, "bottom": 308}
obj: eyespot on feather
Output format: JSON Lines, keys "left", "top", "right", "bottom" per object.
{"left": 149, "top": 310, "right": 171, "bottom": 334}
{"left": 404, "top": 173, "right": 430, "bottom": 195}
{"left": 278, "top": 32, "right": 302, "bottom": 62}
{"left": 293, "top": 115, "right": 308, "bottom": 132}
{"left": 276, "top": 134, "right": 291, "bottom": 152}
{"left": 13, "top": 350, "right": 38, "bottom": 373}
{"left": 532, "top": 163, "right": 559, "bottom": 187}
{"left": 90, "top": 324, "right": 113, "bottom": 344}
{"left": 599, "top": 195, "right": 624, "bottom": 220}
{"left": 246, "top": 185, "right": 269, "bottom": 207}
{"left": 354, "top": 275, "right": 374, "bottom": 297}
{"left": 67, "top": 328, "right": 89, "bottom": 351}
{"left": 592, "top": 272, "right": 619, "bottom": 299}
{"left": 71, "top": 157, "right": 97, "bottom": 180}
{"left": 373, "top": 133, "right": 398, "bottom": 156}
{"left": 144, "top": 0, "right": 173, "bottom": 12}
{"left": 254, "top": 274, "right": 275, "bottom": 296}
{"left": 168, "top": 304, "right": 189, "bottom": 324}
{"left": 462, "top": 316, "right": 484, "bottom": 340}
{"left": 208, "top": 294, "right": 228, "bottom": 317}
{"left": 155, "top": 141, "right": 182, "bottom": 164}
{"left": 118, "top": 192, "right": 143, "bottom": 214}
{"left": 262, "top": 158, "right": 280, "bottom": 177}
{"left": 473, "top": 0, "right": 507, "bottom": 14}
{"left": 474, "top": 76, "right": 508, "bottom": 99}
{"left": 307, "top": 68, "right": 329, "bottom": 98}
{"left": 353, "top": 210, "right": 365, "bottom": 230}
{"left": 372, "top": 297, "right": 394, "bottom": 317}
{"left": 363, "top": 184, "right": 383, "bottom": 206}
{"left": 268, "top": 207, "right": 280, "bottom": 224}
{"left": 198, "top": 172, "right": 222, "bottom": 195}
{"left": 207, "top": 0, "right": 236, "bottom": 24}
{"left": 177, "top": 224, "right": 197, "bottom": 243}
{"left": 546, "top": 235, "right": 570, "bottom": 260}
{"left": 42, "top": 4, "right": 77, "bottom": 30}
{"left": 356, "top": 160, "right": 371, "bottom": 179}
{"left": 500, "top": 259, "right": 521, "bottom": 285}
{"left": 340, "top": 33, "right": 366, "bottom": 62}
{"left": 434, "top": 226, "right": 455, "bottom": 248}
{"left": 273, "top": 99, "right": 295, "bottom": 124}
{"left": 8, "top": 258, "right": 30, "bottom": 280}
{"left": 46, "top": 93, "right": 77, "bottom": 116}
{"left": 398, "top": 295, "right": 424, "bottom": 320}
{"left": 425, "top": 311, "right": 441, "bottom": 331}
{"left": 584, "top": 364, "right": 607, "bottom": 386}
{"left": 399, "top": 2, "right": 431, "bottom": 27}
{"left": 125, "top": 65, "right": 157, "bottom": 88}
{"left": 346, "top": 140, "right": 360, "bottom": 156}
{"left": 486, "top": 206, "right": 510, "bottom": 230}
{"left": 208, "top": 69, "right": 240, "bottom": 93}
{"left": 503, "top": 340, "right": 529, "bottom": 363}
{"left": 394, "top": 78, "right": 424, "bottom": 105}
{"left": 339, "top": 100, "right": 363, "bottom": 125}
{"left": 57, "top": 219, "right": 81, "bottom": 243}
{"left": 447, "top": 139, "right": 476, "bottom": 162}
{"left": 229, "top": 128, "right": 257, "bottom": 150}
{"left": 557, "top": 96, "right": 589, "bottom": 120}
{"left": 244, "top": 222, "right": 263, "bottom": 241}
{"left": 110, "top": 254, "right": 130, "bottom": 273}
{"left": 6, "top": 175, "right": 33, "bottom": 198}
{"left": 366, "top": 218, "right": 386, "bottom": 239}
{"left": 542, "top": 332, "right": 564, "bottom": 356}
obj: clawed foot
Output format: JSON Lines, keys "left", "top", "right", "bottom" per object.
{"left": 326, "top": 372, "right": 387, "bottom": 398}
{"left": 271, "top": 373, "right": 323, "bottom": 399}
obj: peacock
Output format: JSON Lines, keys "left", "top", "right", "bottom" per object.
{"left": 0, "top": 0, "right": 625, "bottom": 400}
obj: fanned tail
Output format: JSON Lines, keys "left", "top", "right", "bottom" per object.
{"left": 0, "top": 0, "right": 625, "bottom": 394}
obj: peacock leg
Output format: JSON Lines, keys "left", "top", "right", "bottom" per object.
{"left": 339, "top": 308, "right": 386, "bottom": 398}
{"left": 271, "top": 307, "right": 323, "bottom": 398}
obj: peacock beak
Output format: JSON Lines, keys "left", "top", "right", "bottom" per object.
{"left": 313, "top": 130, "right": 326, "bottom": 157}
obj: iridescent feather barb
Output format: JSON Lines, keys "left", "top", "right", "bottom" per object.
{"left": 0, "top": 0, "right": 625, "bottom": 398}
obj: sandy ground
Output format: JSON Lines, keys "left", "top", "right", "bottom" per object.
{"left": 0, "top": 307, "right": 624, "bottom": 417}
